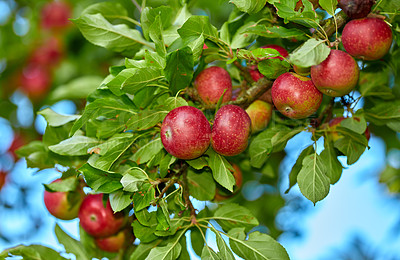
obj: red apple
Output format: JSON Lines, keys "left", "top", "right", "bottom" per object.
{"left": 211, "top": 105, "right": 251, "bottom": 156}
{"left": 8, "top": 133, "right": 26, "bottom": 161}
{"left": 342, "top": 17, "right": 393, "bottom": 60}
{"left": 161, "top": 106, "right": 211, "bottom": 160}
{"left": 95, "top": 229, "right": 135, "bottom": 253}
{"left": 78, "top": 194, "right": 126, "bottom": 238}
{"left": 19, "top": 64, "right": 52, "bottom": 99}
{"left": 338, "top": 0, "right": 375, "bottom": 19}
{"left": 214, "top": 163, "right": 243, "bottom": 201}
{"left": 29, "top": 37, "right": 64, "bottom": 68}
{"left": 40, "top": 1, "right": 72, "bottom": 30}
{"left": 311, "top": 49, "right": 360, "bottom": 97}
{"left": 194, "top": 66, "right": 232, "bottom": 105}
{"left": 44, "top": 178, "right": 85, "bottom": 220}
{"left": 328, "top": 117, "right": 370, "bottom": 142}
{"left": 0, "top": 171, "right": 7, "bottom": 190}
{"left": 245, "top": 100, "right": 273, "bottom": 132}
{"left": 249, "top": 65, "right": 264, "bottom": 82}
{"left": 271, "top": 72, "right": 322, "bottom": 119}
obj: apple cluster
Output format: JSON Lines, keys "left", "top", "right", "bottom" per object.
{"left": 43, "top": 181, "right": 133, "bottom": 253}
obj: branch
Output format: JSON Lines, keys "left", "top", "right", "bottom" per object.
{"left": 179, "top": 168, "right": 197, "bottom": 224}
{"left": 314, "top": 11, "right": 349, "bottom": 39}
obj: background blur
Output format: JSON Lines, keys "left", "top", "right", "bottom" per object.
{"left": 0, "top": 0, "right": 400, "bottom": 259}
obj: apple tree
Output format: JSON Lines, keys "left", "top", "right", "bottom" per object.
{"left": 1, "top": 0, "right": 400, "bottom": 259}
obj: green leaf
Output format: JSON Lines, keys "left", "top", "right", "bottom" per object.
{"left": 127, "top": 110, "right": 168, "bottom": 131}
{"left": 156, "top": 200, "right": 171, "bottom": 231}
{"left": 358, "top": 71, "right": 395, "bottom": 100}
{"left": 132, "top": 137, "right": 164, "bottom": 165}
{"left": 365, "top": 100, "right": 400, "bottom": 124}
{"left": 44, "top": 177, "right": 78, "bottom": 192}
{"left": 82, "top": 2, "right": 128, "bottom": 17}
{"left": 49, "top": 76, "right": 103, "bottom": 102}
{"left": 38, "top": 108, "right": 80, "bottom": 127}
{"left": 258, "top": 59, "right": 291, "bottom": 79}
{"left": 214, "top": 203, "right": 259, "bottom": 233}
{"left": 209, "top": 226, "right": 235, "bottom": 260}
{"left": 149, "top": 15, "right": 167, "bottom": 57}
{"left": 0, "top": 245, "right": 68, "bottom": 260}
{"left": 164, "top": 97, "right": 189, "bottom": 110}
{"left": 72, "top": 13, "right": 149, "bottom": 56}
{"left": 145, "top": 51, "right": 166, "bottom": 70}
{"left": 274, "top": 0, "right": 319, "bottom": 27}
{"left": 160, "top": 153, "right": 177, "bottom": 178}
{"left": 237, "top": 48, "right": 281, "bottom": 61}
{"left": 227, "top": 228, "right": 290, "bottom": 260}
{"left": 201, "top": 246, "right": 221, "bottom": 260}
{"left": 55, "top": 224, "right": 90, "bottom": 260}
{"left": 132, "top": 219, "right": 159, "bottom": 243}
{"left": 121, "top": 168, "right": 149, "bottom": 192}
{"left": 106, "top": 68, "right": 137, "bottom": 96}
{"left": 207, "top": 149, "right": 235, "bottom": 192}
{"left": 129, "top": 239, "right": 163, "bottom": 260}
{"left": 122, "top": 68, "right": 164, "bottom": 94}
{"left": 79, "top": 164, "right": 122, "bottom": 193}
{"left": 186, "top": 157, "right": 208, "bottom": 170}
{"left": 297, "top": 153, "right": 330, "bottom": 204}
{"left": 341, "top": 116, "right": 367, "bottom": 135}
{"left": 286, "top": 144, "right": 315, "bottom": 193}
{"left": 320, "top": 143, "right": 342, "bottom": 184}
{"left": 109, "top": 190, "right": 132, "bottom": 212}
{"left": 230, "top": 0, "right": 267, "bottom": 14}
{"left": 244, "top": 25, "right": 307, "bottom": 40}
{"left": 334, "top": 134, "right": 367, "bottom": 165}
{"left": 165, "top": 46, "right": 194, "bottom": 95}
{"left": 289, "top": 38, "right": 331, "bottom": 67}
{"left": 145, "top": 241, "right": 182, "bottom": 260}
{"left": 132, "top": 183, "right": 156, "bottom": 211}
{"left": 319, "top": 0, "right": 338, "bottom": 16}
{"left": 191, "top": 227, "right": 206, "bottom": 256}
{"left": 141, "top": 6, "right": 173, "bottom": 40}
{"left": 178, "top": 16, "right": 219, "bottom": 42}
{"left": 49, "top": 135, "right": 100, "bottom": 156}
{"left": 187, "top": 169, "right": 216, "bottom": 201}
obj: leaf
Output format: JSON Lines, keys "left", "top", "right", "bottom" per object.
{"left": 178, "top": 16, "right": 219, "bottom": 42}
{"left": 285, "top": 145, "right": 315, "bottom": 193}
{"left": 201, "top": 246, "right": 221, "bottom": 260}
{"left": 320, "top": 143, "right": 342, "bottom": 184}
{"left": 209, "top": 227, "right": 235, "bottom": 260}
{"left": 258, "top": 59, "right": 291, "bottom": 79}
{"left": 187, "top": 169, "right": 216, "bottom": 201}
{"left": 145, "top": 241, "right": 182, "bottom": 260}
{"left": 289, "top": 38, "right": 331, "bottom": 68}
{"left": 79, "top": 164, "right": 122, "bottom": 193}
{"left": 297, "top": 153, "right": 330, "bottom": 204}
{"left": 132, "top": 137, "right": 164, "bottom": 165}
{"left": 0, "top": 245, "right": 68, "bottom": 260}
{"left": 334, "top": 135, "right": 367, "bottom": 165}
{"left": 191, "top": 227, "right": 206, "bottom": 256}
{"left": 129, "top": 239, "right": 163, "bottom": 260}
{"left": 165, "top": 46, "right": 194, "bottom": 95}
{"left": 127, "top": 110, "right": 168, "bottom": 131}
{"left": 237, "top": 48, "right": 281, "bottom": 61}
{"left": 230, "top": 0, "right": 267, "bottom": 14}
{"left": 164, "top": 97, "right": 188, "bottom": 110}
{"left": 122, "top": 68, "right": 164, "bottom": 94}
{"left": 227, "top": 228, "right": 290, "bottom": 260}
{"left": 132, "top": 219, "right": 159, "bottom": 243}
{"left": 214, "top": 203, "right": 259, "bottom": 233}
{"left": 149, "top": 15, "right": 167, "bottom": 57}
{"left": 364, "top": 100, "right": 400, "bottom": 124}
{"left": 244, "top": 25, "right": 307, "bottom": 40}
{"left": 72, "top": 13, "right": 148, "bottom": 56}
{"left": 319, "top": 0, "right": 338, "bottom": 16}
{"left": 156, "top": 200, "right": 171, "bottom": 231}
{"left": 38, "top": 108, "right": 80, "bottom": 127}
{"left": 132, "top": 183, "right": 156, "bottom": 211}
{"left": 274, "top": 0, "right": 319, "bottom": 28}
{"left": 49, "top": 135, "right": 100, "bottom": 156}
{"left": 82, "top": 2, "right": 128, "bottom": 17}
{"left": 49, "top": 76, "right": 103, "bottom": 102}
{"left": 207, "top": 149, "right": 235, "bottom": 192}
{"left": 159, "top": 153, "right": 177, "bottom": 178}
{"left": 55, "top": 224, "right": 90, "bottom": 260}
{"left": 109, "top": 190, "right": 132, "bottom": 212}
{"left": 44, "top": 177, "right": 78, "bottom": 192}
{"left": 340, "top": 116, "right": 367, "bottom": 135}
{"left": 121, "top": 168, "right": 149, "bottom": 192}
{"left": 186, "top": 157, "right": 208, "bottom": 170}
{"left": 106, "top": 68, "right": 138, "bottom": 95}
{"left": 141, "top": 6, "right": 174, "bottom": 40}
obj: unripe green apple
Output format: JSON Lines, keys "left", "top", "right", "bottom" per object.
{"left": 342, "top": 17, "right": 393, "bottom": 60}
{"left": 43, "top": 178, "right": 85, "bottom": 220}
{"left": 245, "top": 100, "right": 273, "bottom": 132}
{"left": 211, "top": 105, "right": 251, "bottom": 156}
{"left": 311, "top": 49, "right": 359, "bottom": 97}
{"left": 271, "top": 72, "right": 323, "bottom": 119}
{"left": 194, "top": 66, "right": 232, "bottom": 105}
{"left": 161, "top": 106, "right": 211, "bottom": 160}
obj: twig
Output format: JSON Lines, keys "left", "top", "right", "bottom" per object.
{"left": 131, "top": 0, "right": 142, "bottom": 12}
{"left": 179, "top": 168, "right": 197, "bottom": 224}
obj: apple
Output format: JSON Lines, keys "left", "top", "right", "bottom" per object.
{"left": 0, "top": 171, "right": 7, "bottom": 190}
{"left": 40, "top": 1, "right": 72, "bottom": 30}
{"left": 29, "top": 37, "right": 64, "bottom": 68}
{"left": 95, "top": 229, "right": 135, "bottom": 253}
{"left": 342, "top": 17, "right": 393, "bottom": 60}
{"left": 271, "top": 72, "right": 322, "bottom": 119}
{"left": 79, "top": 194, "right": 126, "bottom": 238}
{"left": 214, "top": 163, "right": 243, "bottom": 201}
{"left": 44, "top": 178, "right": 85, "bottom": 220}
{"left": 211, "top": 105, "right": 251, "bottom": 156}
{"left": 311, "top": 49, "right": 360, "bottom": 97}
{"left": 327, "top": 117, "right": 370, "bottom": 142}
{"left": 19, "top": 64, "right": 51, "bottom": 99}
{"left": 8, "top": 133, "right": 26, "bottom": 161}
{"left": 338, "top": 0, "right": 375, "bottom": 19}
{"left": 194, "top": 66, "right": 232, "bottom": 105}
{"left": 245, "top": 100, "right": 273, "bottom": 132}
{"left": 161, "top": 106, "right": 211, "bottom": 160}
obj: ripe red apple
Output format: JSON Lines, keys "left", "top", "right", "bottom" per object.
{"left": 214, "top": 163, "right": 243, "bottom": 201}
{"left": 328, "top": 117, "right": 370, "bottom": 142}
{"left": 342, "top": 17, "right": 393, "bottom": 60}
{"left": 271, "top": 72, "right": 322, "bottom": 119}
{"left": 79, "top": 194, "right": 126, "bottom": 238}
{"left": 95, "top": 229, "right": 135, "bottom": 253}
{"left": 0, "top": 171, "right": 7, "bottom": 190}
{"left": 311, "top": 49, "right": 359, "bottom": 97}
{"left": 44, "top": 178, "right": 85, "bottom": 220}
{"left": 338, "top": 0, "right": 375, "bottom": 19}
{"left": 161, "top": 106, "right": 211, "bottom": 160}
{"left": 245, "top": 100, "right": 273, "bottom": 132}
{"left": 19, "top": 64, "right": 52, "bottom": 99}
{"left": 8, "top": 133, "right": 26, "bottom": 161}
{"left": 211, "top": 105, "right": 251, "bottom": 156}
{"left": 40, "top": 1, "right": 72, "bottom": 30}
{"left": 194, "top": 66, "right": 232, "bottom": 105}
{"left": 29, "top": 37, "right": 64, "bottom": 68}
